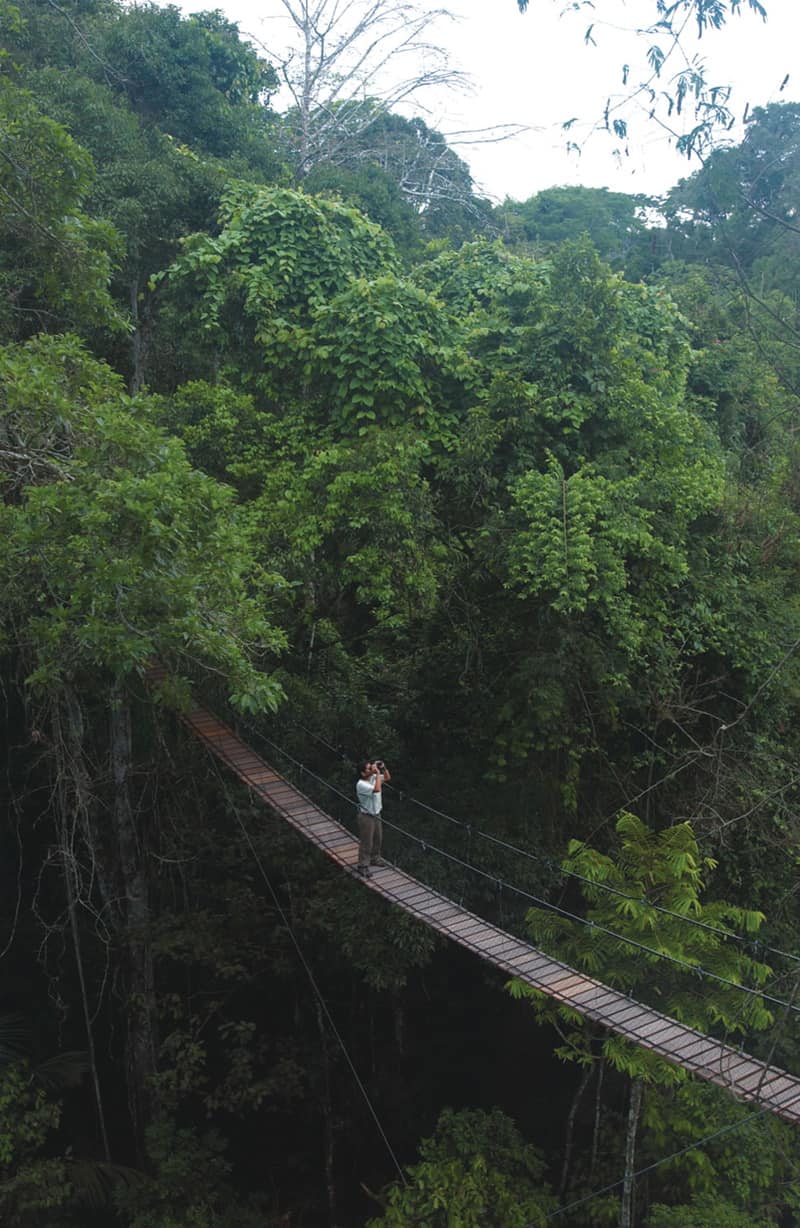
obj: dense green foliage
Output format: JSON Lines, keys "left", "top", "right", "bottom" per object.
{"left": 1, "top": 2, "right": 800, "bottom": 1225}
{"left": 368, "top": 1109, "right": 556, "bottom": 1226}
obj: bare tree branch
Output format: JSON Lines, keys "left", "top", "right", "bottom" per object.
{"left": 252, "top": 0, "right": 469, "bottom": 175}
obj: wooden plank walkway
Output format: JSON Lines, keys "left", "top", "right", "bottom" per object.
{"left": 154, "top": 673, "right": 800, "bottom": 1126}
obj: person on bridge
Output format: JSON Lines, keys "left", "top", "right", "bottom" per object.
{"left": 355, "top": 758, "right": 390, "bottom": 877}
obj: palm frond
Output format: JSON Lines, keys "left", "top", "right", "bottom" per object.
{"left": 34, "top": 1050, "right": 90, "bottom": 1090}
{"left": 0, "top": 1013, "right": 28, "bottom": 1070}
{"left": 66, "top": 1158, "right": 150, "bottom": 1208}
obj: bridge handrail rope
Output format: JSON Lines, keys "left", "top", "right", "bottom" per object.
{"left": 282, "top": 713, "right": 800, "bottom": 971}
{"left": 245, "top": 723, "right": 800, "bottom": 1022}
{"left": 393, "top": 789, "right": 800, "bottom": 964}
{"left": 377, "top": 817, "right": 800, "bottom": 1017}
{"left": 546, "top": 969, "right": 800, "bottom": 1221}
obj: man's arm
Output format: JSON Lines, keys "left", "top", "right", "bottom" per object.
{"left": 375, "top": 761, "right": 390, "bottom": 786}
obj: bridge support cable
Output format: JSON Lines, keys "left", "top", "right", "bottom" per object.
{"left": 280, "top": 706, "right": 800, "bottom": 974}
{"left": 233, "top": 720, "right": 800, "bottom": 1027}
{"left": 205, "top": 751, "right": 408, "bottom": 1189}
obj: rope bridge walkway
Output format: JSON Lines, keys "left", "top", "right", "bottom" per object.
{"left": 156, "top": 674, "right": 800, "bottom": 1127}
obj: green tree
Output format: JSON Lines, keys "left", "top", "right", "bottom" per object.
{"left": 304, "top": 160, "right": 424, "bottom": 261}
{"left": 647, "top": 1198, "right": 774, "bottom": 1228}
{"left": 640, "top": 1080, "right": 800, "bottom": 1227}
{"left": 0, "top": 332, "right": 285, "bottom": 1146}
{"left": 100, "top": 4, "right": 279, "bottom": 171}
{"left": 0, "top": 333, "right": 284, "bottom": 705}
{"left": 496, "top": 186, "right": 652, "bottom": 273}
{"left": 509, "top": 814, "right": 774, "bottom": 1228}
{"left": 664, "top": 103, "right": 800, "bottom": 284}
{"left": 0, "top": 1062, "right": 70, "bottom": 1225}
{"left": 8, "top": 0, "right": 285, "bottom": 386}
{"left": 368, "top": 1108, "right": 555, "bottom": 1227}
{"left": 161, "top": 183, "right": 397, "bottom": 398}
{"left": 0, "top": 79, "right": 120, "bottom": 340}
{"left": 26, "top": 66, "right": 231, "bottom": 389}
{"left": 407, "top": 237, "right": 728, "bottom": 810}
{"left": 302, "top": 107, "right": 494, "bottom": 243}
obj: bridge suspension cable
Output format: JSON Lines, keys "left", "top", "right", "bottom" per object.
{"left": 246, "top": 724, "right": 800, "bottom": 1022}
{"left": 280, "top": 712, "right": 800, "bottom": 970}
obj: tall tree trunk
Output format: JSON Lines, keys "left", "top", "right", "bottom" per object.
{"left": 63, "top": 856, "right": 112, "bottom": 1162}
{"left": 559, "top": 1059, "right": 593, "bottom": 1199}
{"left": 62, "top": 687, "right": 118, "bottom": 923}
{"left": 314, "top": 996, "right": 338, "bottom": 1227}
{"left": 110, "top": 678, "right": 158, "bottom": 1150}
{"left": 620, "top": 1077, "right": 644, "bottom": 1228}
{"left": 590, "top": 1055, "right": 606, "bottom": 1180}
{"left": 54, "top": 690, "right": 112, "bottom": 1161}
{"left": 393, "top": 994, "right": 404, "bottom": 1058}
{"left": 129, "top": 273, "right": 151, "bottom": 395}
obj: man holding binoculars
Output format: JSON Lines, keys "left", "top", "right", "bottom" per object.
{"left": 355, "top": 758, "right": 391, "bottom": 877}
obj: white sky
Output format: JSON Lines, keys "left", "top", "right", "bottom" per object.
{"left": 179, "top": 0, "right": 798, "bottom": 203}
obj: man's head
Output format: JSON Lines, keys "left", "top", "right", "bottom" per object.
{"left": 359, "top": 758, "right": 374, "bottom": 778}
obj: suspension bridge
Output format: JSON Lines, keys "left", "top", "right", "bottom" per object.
{"left": 151, "top": 668, "right": 800, "bottom": 1127}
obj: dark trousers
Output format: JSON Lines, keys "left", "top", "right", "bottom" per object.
{"left": 358, "top": 810, "right": 383, "bottom": 868}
